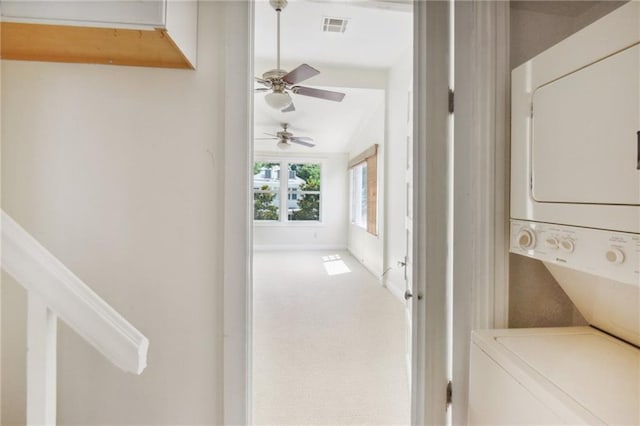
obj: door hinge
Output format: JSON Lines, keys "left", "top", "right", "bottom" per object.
{"left": 448, "top": 88, "right": 454, "bottom": 114}
{"left": 446, "top": 381, "right": 452, "bottom": 406}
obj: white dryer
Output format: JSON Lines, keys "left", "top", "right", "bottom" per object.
{"left": 468, "top": 3, "right": 640, "bottom": 425}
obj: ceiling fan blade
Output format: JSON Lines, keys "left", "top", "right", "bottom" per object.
{"left": 291, "top": 137, "right": 315, "bottom": 147}
{"left": 263, "top": 133, "right": 278, "bottom": 137}
{"left": 254, "top": 137, "right": 278, "bottom": 140}
{"left": 292, "top": 86, "right": 345, "bottom": 102}
{"left": 281, "top": 102, "right": 296, "bottom": 113}
{"left": 255, "top": 88, "right": 270, "bottom": 93}
{"left": 255, "top": 76, "right": 271, "bottom": 86}
{"left": 282, "top": 64, "right": 320, "bottom": 85}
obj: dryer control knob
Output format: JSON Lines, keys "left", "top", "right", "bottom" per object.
{"left": 560, "top": 239, "right": 575, "bottom": 253}
{"left": 517, "top": 229, "right": 536, "bottom": 250}
{"left": 605, "top": 248, "right": 625, "bottom": 264}
{"left": 544, "top": 237, "right": 559, "bottom": 250}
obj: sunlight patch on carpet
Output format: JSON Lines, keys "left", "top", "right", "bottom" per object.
{"left": 322, "top": 254, "right": 351, "bottom": 276}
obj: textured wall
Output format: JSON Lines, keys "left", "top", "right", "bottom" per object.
{"left": 510, "top": 1, "right": 627, "bottom": 68}
{"left": 508, "top": 0, "right": 626, "bottom": 328}
{"left": 508, "top": 254, "right": 586, "bottom": 328}
{"left": 1, "top": 2, "right": 226, "bottom": 424}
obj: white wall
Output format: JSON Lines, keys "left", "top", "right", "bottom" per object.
{"left": 383, "top": 47, "right": 412, "bottom": 300}
{"left": 253, "top": 152, "right": 348, "bottom": 250}
{"left": 1, "top": 2, "right": 226, "bottom": 424}
{"left": 1, "top": 275, "right": 27, "bottom": 426}
{"left": 346, "top": 91, "right": 385, "bottom": 279}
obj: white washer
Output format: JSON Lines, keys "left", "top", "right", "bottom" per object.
{"left": 468, "top": 3, "right": 640, "bottom": 425}
{"left": 470, "top": 327, "right": 639, "bottom": 425}
{"left": 469, "top": 221, "right": 639, "bottom": 425}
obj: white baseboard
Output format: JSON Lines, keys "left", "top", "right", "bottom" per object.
{"left": 384, "top": 279, "right": 405, "bottom": 303}
{"left": 253, "top": 244, "right": 347, "bottom": 252}
{"left": 346, "top": 247, "right": 384, "bottom": 282}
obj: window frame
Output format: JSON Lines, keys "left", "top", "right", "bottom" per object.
{"left": 253, "top": 157, "right": 324, "bottom": 226}
{"left": 348, "top": 144, "right": 378, "bottom": 235}
{"left": 350, "top": 162, "right": 368, "bottom": 229}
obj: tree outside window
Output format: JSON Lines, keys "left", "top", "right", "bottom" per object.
{"left": 289, "top": 163, "right": 321, "bottom": 221}
{"left": 253, "top": 162, "right": 280, "bottom": 221}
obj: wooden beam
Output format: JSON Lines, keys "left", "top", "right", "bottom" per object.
{"left": 348, "top": 144, "right": 378, "bottom": 169}
{"left": 0, "top": 22, "right": 193, "bottom": 69}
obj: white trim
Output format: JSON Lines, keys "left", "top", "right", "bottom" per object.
{"left": 254, "top": 244, "right": 346, "bottom": 252}
{"left": 223, "top": 1, "right": 253, "bottom": 424}
{"left": 1, "top": 210, "right": 149, "bottom": 375}
{"left": 383, "top": 278, "right": 405, "bottom": 302}
{"left": 453, "top": 1, "right": 510, "bottom": 424}
{"left": 253, "top": 221, "right": 326, "bottom": 228}
{"left": 346, "top": 246, "right": 384, "bottom": 282}
{"left": 26, "top": 294, "right": 57, "bottom": 426}
{"left": 412, "top": 1, "right": 450, "bottom": 424}
{"left": 468, "top": 0, "right": 510, "bottom": 332}
{"left": 223, "top": 1, "right": 452, "bottom": 424}
{"left": 491, "top": 3, "right": 510, "bottom": 330}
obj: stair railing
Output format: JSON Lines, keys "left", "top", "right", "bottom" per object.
{"left": 1, "top": 210, "right": 149, "bottom": 426}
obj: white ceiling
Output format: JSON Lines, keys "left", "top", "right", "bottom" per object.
{"left": 255, "top": 0, "right": 412, "bottom": 69}
{"left": 254, "top": 86, "right": 385, "bottom": 153}
{"left": 254, "top": 0, "right": 411, "bottom": 153}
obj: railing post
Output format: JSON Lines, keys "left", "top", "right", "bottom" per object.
{"left": 27, "top": 293, "right": 57, "bottom": 426}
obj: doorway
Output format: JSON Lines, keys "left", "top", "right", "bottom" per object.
{"left": 223, "top": 1, "right": 453, "bottom": 424}
{"left": 252, "top": 1, "right": 413, "bottom": 422}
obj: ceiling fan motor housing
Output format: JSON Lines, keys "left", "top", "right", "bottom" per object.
{"left": 262, "top": 68, "right": 288, "bottom": 84}
{"left": 277, "top": 131, "right": 293, "bottom": 140}
{"left": 270, "top": 0, "right": 288, "bottom": 12}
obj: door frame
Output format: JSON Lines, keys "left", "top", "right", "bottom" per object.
{"left": 222, "top": 1, "right": 476, "bottom": 424}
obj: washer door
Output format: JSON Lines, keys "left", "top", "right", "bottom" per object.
{"left": 531, "top": 43, "right": 640, "bottom": 206}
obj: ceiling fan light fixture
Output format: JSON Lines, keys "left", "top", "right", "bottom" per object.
{"left": 277, "top": 140, "right": 290, "bottom": 150}
{"left": 265, "top": 91, "right": 292, "bottom": 110}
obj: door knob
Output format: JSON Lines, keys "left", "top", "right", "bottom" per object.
{"left": 404, "top": 290, "right": 413, "bottom": 300}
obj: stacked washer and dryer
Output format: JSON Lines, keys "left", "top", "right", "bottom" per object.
{"left": 468, "top": 3, "right": 639, "bottom": 425}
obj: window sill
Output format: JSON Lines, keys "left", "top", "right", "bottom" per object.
{"left": 254, "top": 221, "right": 325, "bottom": 228}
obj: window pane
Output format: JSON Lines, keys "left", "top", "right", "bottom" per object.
{"left": 253, "top": 162, "right": 280, "bottom": 221}
{"left": 360, "top": 164, "right": 368, "bottom": 226}
{"left": 350, "top": 163, "right": 367, "bottom": 229}
{"left": 288, "top": 163, "right": 321, "bottom": 221}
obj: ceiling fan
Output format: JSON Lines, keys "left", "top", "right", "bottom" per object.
{"left": 255, "top": 0, "right": 346, "bottom": 112}
{"left": 255, "top": 123, "right": 315, "bottom": 150}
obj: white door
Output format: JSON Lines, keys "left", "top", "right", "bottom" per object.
{"left": 404, "top": 87, "right": 414, "bottom": 388}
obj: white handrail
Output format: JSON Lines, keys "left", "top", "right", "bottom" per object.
{"left": 1, "top": 210, "right": 149, "bottom": 374}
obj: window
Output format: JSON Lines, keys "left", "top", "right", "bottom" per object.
{"left": 348, "top": 145, "right": 378, "bottom": 235}
{"left": 351, "top": 162, "right": 367, "bottom": 228}
{"left": 253, "top": 162, "right": 280, "bottom": 221}
{"left": 253, "top": 160, "right": 321, "bottom": 223}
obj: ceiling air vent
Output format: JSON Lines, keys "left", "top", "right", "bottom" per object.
{"left": 322, "top": 17, "right": 349, "bottom": 33}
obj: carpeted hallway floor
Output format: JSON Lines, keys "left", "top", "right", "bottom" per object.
{"left": 252, "top": 250, "right": 410, "bottom": 425}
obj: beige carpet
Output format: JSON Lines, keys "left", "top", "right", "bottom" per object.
{"left": 252, "top": 250, "right": 410, "bottom": 425}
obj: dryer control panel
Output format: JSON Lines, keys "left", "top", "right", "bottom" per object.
{"left": 510, "top": 220, "right": 640, "bottom": 286}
